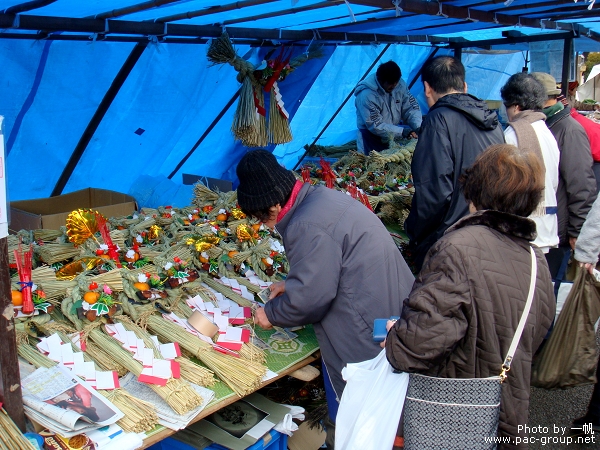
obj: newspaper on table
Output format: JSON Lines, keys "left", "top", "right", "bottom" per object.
{"left": 119, "top": 372, "right": 214, "bottom": 430}
{"left": 21, "top": 365, "right": 124, "bottom": 437}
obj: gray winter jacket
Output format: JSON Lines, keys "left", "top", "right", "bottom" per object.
{"left": 265, "top": 183, "right": 415, "bottom": 398}
{"left": 575, "top": 195, "right": 600, "bottom": 264}
{"left": 545, "top": 105, "right": 597, "bottom": 245}
{"left": 354, "top": 74, "right": 422, "bottom": 149}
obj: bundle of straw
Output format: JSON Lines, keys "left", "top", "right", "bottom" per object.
{"left": 113, "top": 316, "right": 216, "bottom": 388}
{"left": 31, "top": 266, "right": 58, "bottom": 284}
{"left": 36, "top": 243, "right": 82, "bottom": 264}
{"left": 142, "top": 314, "right": 266, "bottom": 397}
{"left": 33, "top": 229, "right": 63, "bottom": 242}
{"left": 0, "top": 408, "right": 36, "bottom": 450}
{"left": 98, "top": 390, "right": 158, "bottom": 433}
{"left": 84, "top": 268, "right": 124, "bottom": 292}
{"left": 89, "top": 328, "right": 203, "bottom": 415}
{"left": 193, "top": 183, "right": 219, "bottom": 204}
{"left": 268, "top": 87, "right": 292, "bottom": 144}
{"left": 201, "top": 275, "right": 253, "bottom": 307}
{"left": 18, "top": 340, "right": 158, "bottom": 433}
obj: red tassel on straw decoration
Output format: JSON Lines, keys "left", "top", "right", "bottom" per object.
{"left": 301, "top": 167, "right": 311, "bottom": 183}
{"left": 319, "top": 157, "right": 336, "bottom": 189}
{"left": 98, "top": 216, "right": 122, "bottom": 268}
{"left": 14, "top": 240, "right": 34, "bottom": 315}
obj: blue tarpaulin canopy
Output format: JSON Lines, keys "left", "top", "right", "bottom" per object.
{"left": 1, "top": 0, "right": 599, "bottom": 207}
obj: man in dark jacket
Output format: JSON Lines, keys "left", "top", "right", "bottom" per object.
{"left": 532, "top": 72, "right": 597, "bottom": 276}
{"left": 235, "top": 149, "right": 415, "bottom": 448}
{"left": 404, "top": 56, "right": 505, "bottom": 271}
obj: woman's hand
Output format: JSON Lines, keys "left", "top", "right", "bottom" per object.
{"left": 269, "top": 281, "right": 286, "bottom": 299}
{"left": 578, "top": 261, "right": 595, "bottom": 275}
{"left": 380, "top": 319, "right": 398, "bottom": 348}
{"left": 254, "top": 307, "right": 273, "bottom": 330}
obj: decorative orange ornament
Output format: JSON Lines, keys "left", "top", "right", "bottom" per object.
{"left": 261, "top": 257, "right": 273, "bottom": 267}
{"left": 199, "top": 256, "right": 209, "bottom": 263}
{"left": 11, "top": 290, "right": 23, "bottom": 306}
{"left": 133, "top": 282, "right": 150, "bottom": 291}
{"left": 83, "top": 292, "right": 100, "bottom": 304}
{"left": 216, "top": 213, "right": 228, "bottom": 221}
{"left": 251, "top": 224, "right": 261, "bottom": 232}
{"left": 228, "top": 250, "right": 239, "bottom": 258}
{"left": 99, "top": 254, "right": 111, "bottom": 260}
{"left": 124, "top": 252, "right": 140, "bottom": 263}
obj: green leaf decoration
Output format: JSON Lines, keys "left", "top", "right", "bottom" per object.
{"left": 35, "top": 303, "right": 53, "bottom": 313}
{"left": 71, "top": 299, "right": 83, "bottom": 314}
{"left": 91, "top": 303, "right": 110, "bottom": 316}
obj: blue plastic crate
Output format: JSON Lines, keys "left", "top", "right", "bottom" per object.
{"left": 147, "top": 429, "right": 288, "bottom": 450}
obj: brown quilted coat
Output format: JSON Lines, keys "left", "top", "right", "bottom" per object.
{"left": 386, "top": 210, "right": 555, "bottom": 449}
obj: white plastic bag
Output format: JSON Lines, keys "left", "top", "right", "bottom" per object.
{"left": 335, "top": 350, "right": 409, "bottom": 450}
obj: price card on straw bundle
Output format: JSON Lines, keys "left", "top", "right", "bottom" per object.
{"left": 0, "top": 117, "right": 7, "bottom": 239}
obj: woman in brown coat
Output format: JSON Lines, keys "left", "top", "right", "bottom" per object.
{"left": 386, "top": 144, "right": 556, "bottom": 448}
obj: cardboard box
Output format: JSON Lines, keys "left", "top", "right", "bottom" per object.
{"left": 9, "top": 188, "right": 137, "bottom": 232}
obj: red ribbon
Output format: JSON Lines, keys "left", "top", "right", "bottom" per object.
{"left": 263, "top": 46, "right": 293, "bottom": 93}
{"left": 319, "top": 157, "right": 336, "bottom": 189}
{"left": 301, "top": 167, "right": 311, "bottom": 183}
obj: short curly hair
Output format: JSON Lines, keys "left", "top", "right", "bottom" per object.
{"left": 460, "top": 144, "right": 544, "bottom": 217}
{"left": 500, "top": 73, "right": 547, "bottom": 111}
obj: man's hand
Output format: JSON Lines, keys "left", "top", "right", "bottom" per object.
{"left": 269, "top": 281, "right": 285, "bottom": 300}
{"left": 254, "top": 307, "right": 273, "bottom": 330}
{"left": 380, "top": 319, "right": 398, "bottom": 348}
{"left": 569, "top": 236, "right": 577, "bottom": 250}
{"left": 408, "top": 131, "right": 418, "bottom": 139}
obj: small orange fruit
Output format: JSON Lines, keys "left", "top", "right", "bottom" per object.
{"left": 99, "top": 254, "right": 111, "bottom": 260}
{"left": 11, "top": 290, "right": 23, "bottom": 306}
{"left": 133, "top": 282, "right": 150, "bottom": 291}
{"left": 228, "top": 250, "right": 239, "bottom": 258}
{"left": 199, "top": 256, "right": 209, "bottom": 263}
{"left": 251, "top": 224, "right": 261, "bottom": 232}
{"left": 83, "top": 292, "right": 100, "bottom": 304}
{"left": 261, "top": 257, "right": 273, "bottom": 267}
{"left": 216, "top": 213, "right": 228, "bottom": 221}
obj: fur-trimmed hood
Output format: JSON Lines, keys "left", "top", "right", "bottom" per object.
{"left": 447, "top": 210, "right": 537, "bottom": 242}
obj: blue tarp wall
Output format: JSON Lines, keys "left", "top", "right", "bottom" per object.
{"left": 0, "top": 40, "right": 525, "bottom": 208}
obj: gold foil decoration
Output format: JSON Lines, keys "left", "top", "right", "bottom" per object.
{"left": 186, "top": 235, "right": 220, "bottom": 252}
{"left": 55, "top": 257, "right": 104, "bottom": 280}
{"left": 66, "top": 209, "right": 104, "bottom": 246}
{"left": 230, "top": 208, "right": 246, "bottom": 220}
{"left": 236, "top": 224, "right": 257, "bottom": 243}
{"left": 148, "top": 225, "right": 161, "bottom": 240}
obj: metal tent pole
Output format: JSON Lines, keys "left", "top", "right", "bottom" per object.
{"left": 292, "top": 43, "right": 391, "bottom": 171}
{"left": 561, "top": 37, "right": 573, "bottom": 97}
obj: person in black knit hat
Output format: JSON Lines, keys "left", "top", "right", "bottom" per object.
{"left": 236, "top": 149, "right": 414, "bottom": 449}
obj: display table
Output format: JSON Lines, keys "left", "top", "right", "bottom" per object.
{"left": 141, "top": 326, "right": 321, "bottom": 449}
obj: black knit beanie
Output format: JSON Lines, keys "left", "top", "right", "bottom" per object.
{"left": 236, "top": 149, "right": 296, "bottom": 212}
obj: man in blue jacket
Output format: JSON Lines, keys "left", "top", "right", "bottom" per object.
{"left": 354, "top": 61, "right": 422, "bottom": 153}
{"left": 405, "top": 56, "right": 505, "bottom": 272}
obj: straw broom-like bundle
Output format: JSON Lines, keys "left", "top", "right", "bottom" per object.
{"left": 0, "top": 408, "right": 36, "bottom": 450}
{"left": 110, "top": 229, "right": 129, "bottom": 250}
{"left": 18, "top": 340, "right": 158, "bottom": 433}
{"left": 88, "top": 328, "right": 204, "bottom": 415}
{"left": 138, "top": 312, "right": 266, "bottom": 397}
{"left": 98, "top": 390, "right": 158, "bottom": 433}
{"left": 36, "top": 243, "right": 83, "bottom": 265}
{"left": 130, "top": 217, "right": 157, "bottom": 235}
{"left": 83, "top": 268, "right": 124, "bottom": 292}
{"left": 60, "top": 296, "right": 203, "bottom": 414}
{"left": 31, "top": 265, "right": 58, "bottom": 284}
{"left": 112, "top": 315, "right": 216, "bottom": 388}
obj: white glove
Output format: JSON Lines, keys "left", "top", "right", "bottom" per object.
{"left": 273, "top": 404, "right": 305, "bottom": 436}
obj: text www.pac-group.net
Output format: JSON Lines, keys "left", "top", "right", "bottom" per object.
{"left": 483, "top": 424, "right": 597, "bottom": 446}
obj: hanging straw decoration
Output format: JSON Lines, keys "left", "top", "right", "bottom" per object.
{"left": 207, "top": 32, "right": 265, "bottom": 147}
{"left": 0, "top": 408, "right": 36, "bottom": 450}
